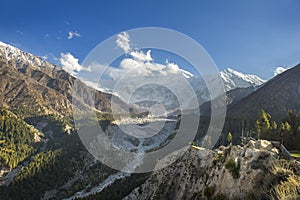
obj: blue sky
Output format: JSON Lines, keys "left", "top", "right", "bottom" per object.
{"left": 0, "top": 0, "right": 300, "bottom": 79}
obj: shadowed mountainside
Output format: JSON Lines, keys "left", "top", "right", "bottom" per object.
{"left": 227, "top": 63, "right": 300, "bottom": 121}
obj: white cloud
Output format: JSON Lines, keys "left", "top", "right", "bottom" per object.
{"left": 274, "top": 66, "right": 289, "bottom": 76}
{"left": 67, "top": 31, "right": 81, "bottom": 40}
{"left": 59, "top": 52, "right": 91, "bottom": 75}
{"left": 107, "top": 57, "right": 181, "bottom": 81}
{"left": 116, "top": 32, "right": 152, "bottom": 62}
{"left": 107, "top": 31, "right": 186, "bottom": 81}
{"left": 130, "top": 50, "right": 152, "bottom": 62}
{"left": 116, "top": 32, "right": 131, "bottom": 53}
{"left": 16, "top": 30, "right": 24, "bottom": 35}
{"left": 75, "top": 31, "right": 193, "bottom": 93}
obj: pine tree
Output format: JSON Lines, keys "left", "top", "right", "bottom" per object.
{"left": 227, "top": 132, "right": 232, "bottom": 146}
{"left": 255, "top": 110, "right": 272, "bottom": 139}
{"left": 272, "top": 121, "right": 277, "bottom": 130}
{"left": 280, "top": 122, "right": 292, "bottom": 145}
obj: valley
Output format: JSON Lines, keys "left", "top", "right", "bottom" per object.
{"left": 0, "top": 41, "right": 300, "bottom": 200}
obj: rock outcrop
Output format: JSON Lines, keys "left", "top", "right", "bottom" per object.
{"left": 124, "top": 139, "right": 298, "bottom": 200}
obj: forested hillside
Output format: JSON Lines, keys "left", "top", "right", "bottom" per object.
{"left": 0, "top": 108, "right": 41, "bottom": 170}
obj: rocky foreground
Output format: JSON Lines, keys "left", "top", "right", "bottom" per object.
{"left": 124, "top": 140, "right": 300, "bottom": 200}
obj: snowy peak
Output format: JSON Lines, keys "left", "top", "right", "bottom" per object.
{"left": 0, "top": 41, "right": 266, "bottom": 94}
{"left": 0, "top": 41, "right": 13, "bottom": 48}
{"left": 0, "top": 41, "right": 53, "bottom": 69}
{"left": 220, "top": 68, "right": 266, "bottom": 91}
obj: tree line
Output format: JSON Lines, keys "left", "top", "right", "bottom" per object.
{"left": 221, "top": 109, "right": 300, "bottom": 150}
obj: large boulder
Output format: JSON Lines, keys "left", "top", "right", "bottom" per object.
{"left": 255, "top": 140, "right": 273, "bottom": 151}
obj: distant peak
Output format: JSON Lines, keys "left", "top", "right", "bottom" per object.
{"left": 223, "top": 68, "right": 265, "bottom": 79}
{"left": 220, "top": 67, "right": 266, "bottom": 91}
{"left": 274, "top": 66, "right": 289, "bottom": 76}
{"left": 0, "top": 41, "right": 10, "bottom": 47}
{"left": 0, "top": 41, "right": 18, "bottom": 49}
{"left": 0, "top": 40, "right": 55, "bottom": 70}
{"left": 223, "top": 67, "right": 243, "bottom": 74}
{"left": 225, "top": 67, "right": 235, "bottom": 72}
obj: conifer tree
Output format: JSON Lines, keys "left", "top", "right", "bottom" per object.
{"left": 227, "top": 132, "right": 232, "bottom": 146}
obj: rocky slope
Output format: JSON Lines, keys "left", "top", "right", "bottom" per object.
{"left": 225, "top": 86, "right": 258, "bottom": 105}
{"left": 124, "top": 139, "right": 299, "bottom": 200}
{"left": 0, "top": 41, "right": 125, "bottom": 118}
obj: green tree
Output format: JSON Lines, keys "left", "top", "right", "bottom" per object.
{"left": 255, "top": 110, "right": 272, "bottom": 139}
{"left": 272, "top": 121, "right": 277, "bottom": 130}
{"left": 227, "top": 132, "right": 232, "bottom": 146}
{"left": 284, "top": 122, "right": 292, "bottom": 132}
{"left": 280, "top": 122, "right": 292, "bottom": 145}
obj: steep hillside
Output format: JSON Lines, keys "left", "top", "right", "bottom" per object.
{"left": 0, "top": 108, "right": 43, "bottom": 174}
{"left": 226, "top": 86, "right": 258, "bottom": 105}
{"left": 227, "top": 63, "right": 300, "bottom": 120}
{"left": 0, "top": 42, "right": 132, "bottom": 199}
{"left": 124, "top": 140, "right": 300, "bottom": 200}
{"left": 0, "top": 42, "right": 128, "bottom": 117}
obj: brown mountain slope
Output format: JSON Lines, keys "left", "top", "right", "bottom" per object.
{"left": 0, "top": 61, "right": 71, "bottom": 116}
{"left": 0, "top": 47, "right": 122, "bottom": 118}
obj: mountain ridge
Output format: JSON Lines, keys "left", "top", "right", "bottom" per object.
{"left": 227, "top": 63, "right": 300, "bottom": 120}
{"left": 0, "top": 41, "right": 266, "bottom": 112}
{"left": 0, "top": 41, "right": 129, "bottom": 118}
{"left": 220, "top": 67, "right": 266, "bottom": 91}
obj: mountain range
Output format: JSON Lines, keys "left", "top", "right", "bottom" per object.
{"left": 0, "top": 41, "right": 300, "bottom": 200}
{"left": 0, "top": 41, "right": 267, "bottom": 116}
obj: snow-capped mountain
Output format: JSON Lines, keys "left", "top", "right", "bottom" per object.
{"left": 0, "top": 41, "right": 124, "bottom": 115}
{"left": 0, "top": 41, "right": 266, "bottom": 111}
{"left": 0, "top": 41, "right": 55, "bottom": 70}
{"left": 220, "top": 68, "right": 266, "bottom": 91}
{"left": 0, "top": 41, "right": 266, "bottom": 91}
{"left": 119, "top": 68, "right": 266, "bottom": 111}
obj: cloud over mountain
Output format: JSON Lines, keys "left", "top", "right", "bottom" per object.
{"left": 112, "top": 32, "right": 181, "bottom": 77}
{"left": 59, "top": 52, "right": 90, "bottom": 75}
